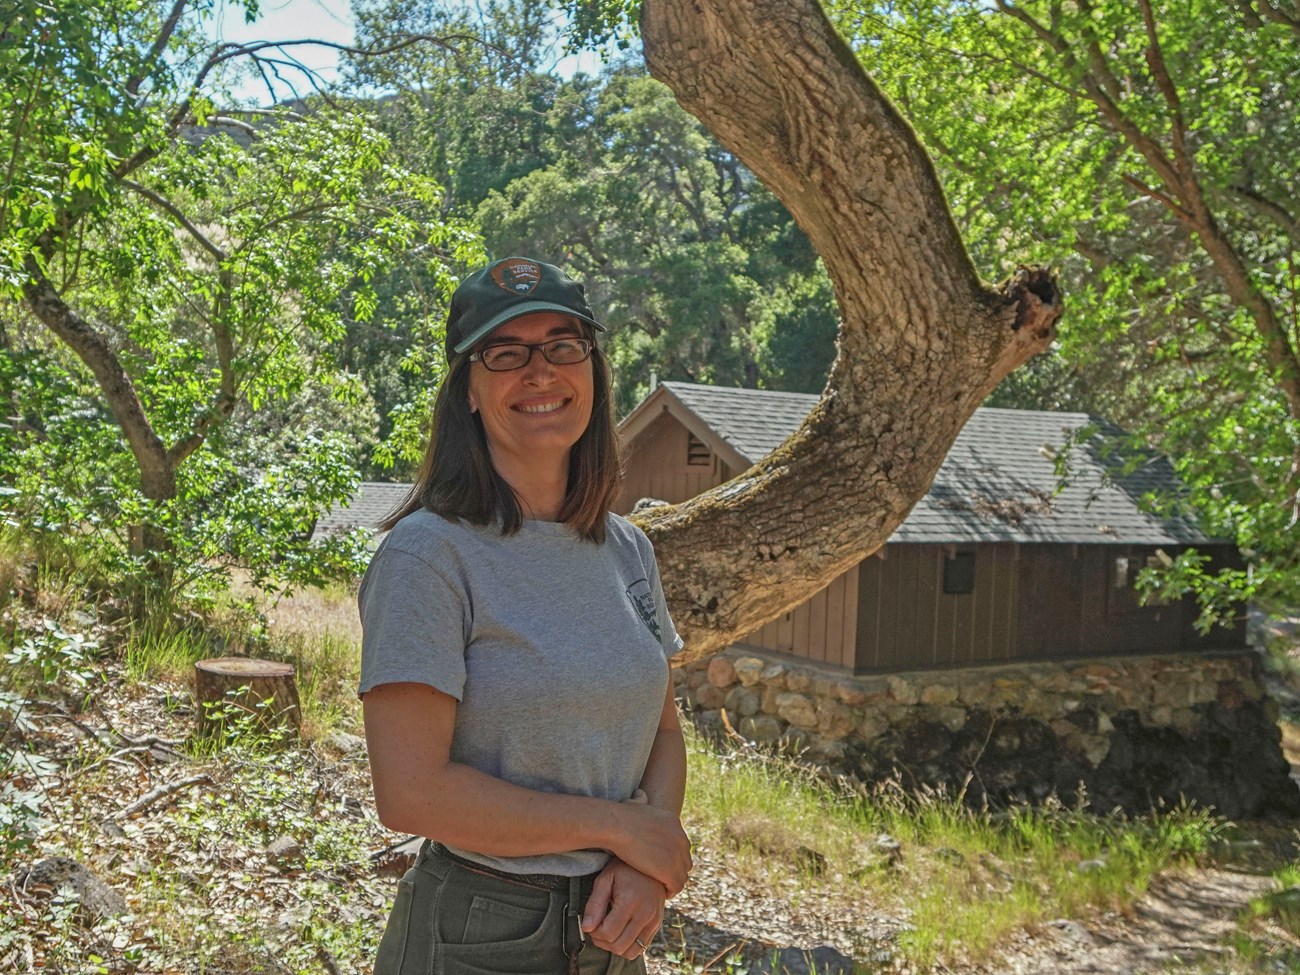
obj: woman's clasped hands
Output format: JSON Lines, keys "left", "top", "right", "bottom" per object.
{"left": 582, "top": 789, "right": 691, "bottom": 959}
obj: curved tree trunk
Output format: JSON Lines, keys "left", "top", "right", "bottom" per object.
{"left": 22, "top": 255, "right": 178, "bottom": 506}
{"left": 22, "top": 253, "right": 178, "bottom": 557}
{"left": 636, "top": 0, "right": 1063, "bottom": 659}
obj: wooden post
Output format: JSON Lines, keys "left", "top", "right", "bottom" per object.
{"left": 193, "top": 657, "right": 302, "bottom": 742}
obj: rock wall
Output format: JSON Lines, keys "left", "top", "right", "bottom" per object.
{"left": 674, "top": 648, "right": 1300, "bottom": 820}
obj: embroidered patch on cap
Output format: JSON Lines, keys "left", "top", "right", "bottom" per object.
{"left": 490, "top": 259, "right": 542, "bottom": 294}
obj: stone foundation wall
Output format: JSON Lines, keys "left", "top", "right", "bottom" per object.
{"left": 674, "top": 648, "right": 1300, "bottom": 820}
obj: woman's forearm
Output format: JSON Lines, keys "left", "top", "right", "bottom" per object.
{"left": 637, "top": 724, "right": 687, "bottom": 816}
{"left": 375, "top": 757, "right": 624, "bottom": 855}
{"left": 377, "top": 757, "right": 690, "bottom": 892}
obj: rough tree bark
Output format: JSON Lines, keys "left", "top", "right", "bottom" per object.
{"left": 634, "top": 0, "right": 1063, "bottom": 660}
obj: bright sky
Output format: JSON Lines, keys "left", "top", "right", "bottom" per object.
{"left": 205, "top": 0, "right": 605, "bottom": 105}
{"left": 206, "top": 0, "right": 355, "bottom": 103}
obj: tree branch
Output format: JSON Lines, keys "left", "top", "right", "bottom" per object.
{"left": 1251, "top": 0, "right": 1300, "bottom": 33}
{"left": 994, "top": 0, "right": 1186, "bottom": 198}
{"left": 209, "top": 116, "right": 260, "bottom": 138}
{"left": 995, "top": 0, "right": 1300, "bottom": 424}
{"left": 21, "top": 247, "right": 175, "bottom": 501}
{"left": 637, "top": 0, "right": 1062, "bottom": 656}
{"left": 125, "top": 0, "right": 188, "bottom": 97}
{"left": 167, "top": 266, "right": 238, "bottom": 469}
{"left": 1121, "top": 174, "right": 1195, "bottom": 225}
{"left": 1229, "top": 183, "right": 1300, "bottom": 248}
{"left": 0, "top": 56, "right": 46, "bottom": 242}
{"left": 1135, "top": 0, "right": 1192, "bottom": 181}
{"left": 121, "top": 179, "right": 227, "bottom": 262}
{"left": 1072, "top": 0, "right": 1128, "bottom": 103}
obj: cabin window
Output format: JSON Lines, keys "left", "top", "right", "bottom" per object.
{"left": 1111, "top": 556, "right": 1130, "bottom": 589}
{"left": 1108, "top": 549, "right": 1165, "bottom": 615}
{"left": 943, "top": 552, "right": 976, "bottom": 594}
{"left": 686, "top": 433, "right": 712, "bottom": 466}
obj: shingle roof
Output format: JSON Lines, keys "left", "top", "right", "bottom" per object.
{"left": 658, "top": 381, "right": 1214, "bottom": 546}
{"left": 663, "top": 383, "right": 822, "bottom": 463}
{"left": 313, "top": 482, "right": 410, "bottom": 537}
{"left": 316, "top": 384, "right": 1218, "bottom": 547}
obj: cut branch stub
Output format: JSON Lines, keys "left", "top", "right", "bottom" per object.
{"left": 193, "top": 657, "right": 301, "bottom": 742}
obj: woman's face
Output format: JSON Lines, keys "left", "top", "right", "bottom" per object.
{"left": 466, "top": 312, "right": 595, "bottom": 467}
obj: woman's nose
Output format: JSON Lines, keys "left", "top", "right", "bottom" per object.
{"left": 521, "top": 347, "right": 558, "bottom": 381}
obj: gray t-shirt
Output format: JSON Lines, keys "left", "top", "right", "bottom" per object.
{"left": 358, "top": 509, "right": 682, "bottom": 876}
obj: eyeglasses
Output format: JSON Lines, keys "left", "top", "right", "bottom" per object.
{"left": 469, "top": 337, "right": 593, "bottom": 372}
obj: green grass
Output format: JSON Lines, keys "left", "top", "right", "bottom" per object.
{"left": 121, "top": 622, "right": 213, "bottom": 680}
{"left": 1224, "top": 862, "right": 1300, "bottom": 971}
{"left": 682, "top": 729, "right": 1226, "bottom": 970}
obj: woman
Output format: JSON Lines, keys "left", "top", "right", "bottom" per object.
{"left": 359, "top": 256, "right": 690, "bottom": 975}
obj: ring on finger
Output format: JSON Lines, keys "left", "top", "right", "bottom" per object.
{"left": 634, "top": 937, "right": 649, "bottom": 952}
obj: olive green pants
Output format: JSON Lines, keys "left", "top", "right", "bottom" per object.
{"left": 374, "top": 843, "right": 647, "bottom": 975}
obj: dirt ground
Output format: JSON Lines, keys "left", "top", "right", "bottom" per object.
{"left": 7, "top": 627, "right": 1300, "bottom": 975}
{"left": 644, "top": 852, "right": 1297, "bottom": 975}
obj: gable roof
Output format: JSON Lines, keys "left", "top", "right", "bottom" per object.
{"left": 627, "top": 382, "right": 1215, "bottom": 546}
{"left": 619, "top": 381, "right": 817, "bottom": 468}
{"left": 316, "top": 383, "right": 1219, "bottom": 548}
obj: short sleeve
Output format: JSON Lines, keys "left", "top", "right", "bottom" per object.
{"left": 641, "top": 540, "right": 684, "bottom": 659}
{"left": 357, "top": 544, "right": 469, "bottom": 699}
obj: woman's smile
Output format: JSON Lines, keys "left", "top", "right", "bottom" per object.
{"left": 515, "top": 397, "right": 570, "bottom": 415}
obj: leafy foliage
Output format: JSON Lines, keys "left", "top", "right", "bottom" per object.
{"left": 0, "top": 0, "right": 476, "bottom": 597}
{"left": 828, "top": 0, "right": 1300, "bottom": 618}
{"left": 352, "top": 1, "right": 842, "bottom": 418}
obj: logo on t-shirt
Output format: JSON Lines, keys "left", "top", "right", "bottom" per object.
{"left": 625, "top": 578, "right": 661, "bottom": 641}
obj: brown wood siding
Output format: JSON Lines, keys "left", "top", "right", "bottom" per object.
{"left": 855, "top": 544, "right": 1019, "bottom": 673}
{"left": 1015, "top": 546, "right": 1084, "bottom": 656}
{"left": 1016, "top": 544, "right": 1241, "bottom": 659}
{"left": 744, "top": 564, "right": 860, "bottom": 667}
{"left": 988, "top": 544, "right": 1019, "bottom": 662}
{"left": 851, "top": 543, "right": 1240, "bottom": 672}
{"left": 615, "top": 411, "right": 728, "bottom": 514}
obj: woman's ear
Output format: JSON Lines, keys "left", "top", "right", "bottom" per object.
{"left": 467, "top": 392, "right": 479, "bottom": 414}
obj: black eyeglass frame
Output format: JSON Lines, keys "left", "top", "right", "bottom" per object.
{"left": 468, "top": 337, "right": 594, "bottom": 372}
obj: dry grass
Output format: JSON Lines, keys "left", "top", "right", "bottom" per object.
{"left": 253, "top": 581, "right": 364, "bottom": 738}
{"left": 1281, "top": 720, "right": 1300, "bottom": 769}
{"left": 256, "top": 579, "right": 362, "bottom": 649}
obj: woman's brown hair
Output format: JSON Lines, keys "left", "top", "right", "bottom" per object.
{"left": 380, "top": 331, "right": 623, "bottom": 543}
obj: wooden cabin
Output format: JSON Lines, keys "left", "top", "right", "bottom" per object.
{"left": 616, "top": 382, "right": 1241, "bottom": 674}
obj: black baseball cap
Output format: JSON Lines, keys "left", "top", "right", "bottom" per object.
{"left": 446, "top": 257, "right": 606, "bottom": 357}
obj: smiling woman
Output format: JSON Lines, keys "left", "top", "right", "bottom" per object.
{"left": 359, "top": 258, "right": 691, "bottom": 975}
{"left": 466, "top": 314, "right": 596, "bottom": 503}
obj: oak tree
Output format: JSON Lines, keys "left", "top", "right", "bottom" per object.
{"left": 593, "top": 0, "right": 1065, "bottom": 657}
{"left": 823, "top": 0, "right": 1300, "bottom": 625}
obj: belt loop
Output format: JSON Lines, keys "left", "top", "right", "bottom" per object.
{"left": 563, "top": 873, "right": 584, "bottom": 974}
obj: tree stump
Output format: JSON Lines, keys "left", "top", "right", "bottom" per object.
{"left": 193, "top": 657, "right": 301, "bottom": 743}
